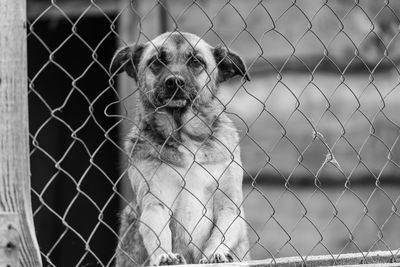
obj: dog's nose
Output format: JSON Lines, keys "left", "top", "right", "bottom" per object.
{"left": 165, "top": 76, "right": 185, "bottom": 92}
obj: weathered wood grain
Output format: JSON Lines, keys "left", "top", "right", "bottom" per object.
{"left": 0, "top": 1, "right": 42, "bottom": 266}
{"left": 0, "top": 213, "right": 19, "bottom": 267}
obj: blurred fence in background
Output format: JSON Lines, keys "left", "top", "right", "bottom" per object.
{"left": 23, "top": 0, "right": 400, "bottom": 266}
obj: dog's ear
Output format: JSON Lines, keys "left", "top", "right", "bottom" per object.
{"left": 213, "top": 46, "right": 250, "bottom": 83}
{"left": 110, "top": 44, "right": 146, "bottom": 80}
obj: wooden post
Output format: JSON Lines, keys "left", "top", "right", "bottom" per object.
{"left": 117, "top": 0, "right": 140, "bottom": 202}
{"left": 0, "top": 0, "right": 42, "bottom": 266}
{"left": 158, "top": 0, "right": 169, "bottom": 33}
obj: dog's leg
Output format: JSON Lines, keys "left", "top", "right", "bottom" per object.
{"left": 140, "top": 196, "right": 186, "bottom": 265}
{"left": 116, "top": 204, "right": 148, "bottom": 267}
{"left": 200, "top": 175, "right": 247, "bottom": 264}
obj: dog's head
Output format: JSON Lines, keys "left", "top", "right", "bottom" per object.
{"left": 110, "top": 32, "right": 250, "bottom": 110}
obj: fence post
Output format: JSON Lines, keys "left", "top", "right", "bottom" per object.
{"left": 158, "top": 0, "right": 169, "bottom": 33}
{"left": 0, "top": 0, "right": 42, "bottom": 266}
{"left": 117, "top": 0, "right": 140, "bottom": 202}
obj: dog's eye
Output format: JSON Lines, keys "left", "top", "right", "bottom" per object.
{"left": 147, "top": 56, "right": 165, "bottom": 72}
{"left": 149, "top": 57, "right": 162, "bottom": 66}
{"left": 188, "top": 56, "right": 205, "bottom": 69}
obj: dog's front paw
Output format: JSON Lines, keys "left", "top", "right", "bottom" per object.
{"left": 154, "top": 253, "right": 186, "bottom": 265}
{"left": 199, "top": 251, "right": 234, "bottom": 264}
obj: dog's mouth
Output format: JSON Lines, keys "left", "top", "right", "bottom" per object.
{"left": 162, "top": 98, "right": 188, "bottom": 108}
{"left": 157, "top": 87, "right": 195, "bottom": 109}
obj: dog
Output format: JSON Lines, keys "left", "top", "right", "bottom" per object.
{"left": 110, "top": 31, "right": 251, "bottom": 266}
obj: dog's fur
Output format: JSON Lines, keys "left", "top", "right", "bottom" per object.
{"left": 110, "top": 32, "right": 250, "bottom": 266}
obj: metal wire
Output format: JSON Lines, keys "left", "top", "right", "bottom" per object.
{"left": 27, "top": 0, "right": 400, "bottom": 266}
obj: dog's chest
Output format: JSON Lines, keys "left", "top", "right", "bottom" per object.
{"left": 178, "top": 134, "right": 232, "bottom": 164}
{"left": 171, "top": 162, "right": 225, "bottom": 258}
{"left": 176, "top": 160, "right": 227, "bottom": 202}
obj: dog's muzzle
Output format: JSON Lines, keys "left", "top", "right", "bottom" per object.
{"left": 162, "top": 75, "right": 188, "bottom": 108}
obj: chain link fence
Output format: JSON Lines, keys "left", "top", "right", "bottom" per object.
{"left": 26, "top": 0, "right": 400, "bottom": 266}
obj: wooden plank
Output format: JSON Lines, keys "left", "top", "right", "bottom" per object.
{"left": 0, "top": 1, "right": 42, "bottom": 266}
{"left": 116, "top": 0, "right": 140, "bottom": 203}
{"left": 328, "top": 264, "right": 400, "bottom": 267}
{"left": 175, "top": 250, "right": 400, "bottom": 267}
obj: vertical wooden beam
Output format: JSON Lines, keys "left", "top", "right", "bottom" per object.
{"left": 158, "top": 0, "right": 169, "bottom": 33}
{"left": 117, "top": 0, "right": 140, "bottom": 202}
{"left": 0, "top": 0, "right": 42, "bottom": 266}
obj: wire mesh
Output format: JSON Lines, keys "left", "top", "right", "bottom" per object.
{"left": 26, "top": 0, "right": 400, "bottom": 266}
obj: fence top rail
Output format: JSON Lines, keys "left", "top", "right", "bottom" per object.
{"left": 169, "top": 249, "right": 400, "bottom": 267}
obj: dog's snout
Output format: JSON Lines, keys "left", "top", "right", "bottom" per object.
{"left": 165, "top": 76, "right": 185, "bottom": 92}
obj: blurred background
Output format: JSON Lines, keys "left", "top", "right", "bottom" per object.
{"left": 27, "top": 0, "right": 400, "bottom": 266}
